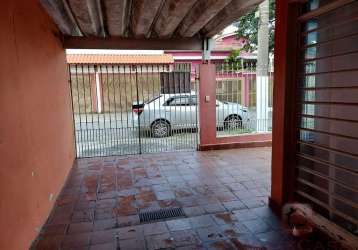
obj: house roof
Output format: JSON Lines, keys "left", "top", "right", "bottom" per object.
{"left": 40, "top": 0, "right": 263, "bottom": 50}
{"left": 66, "top": 54, "right": 174, "bottom": 64}
{"left": 213, "top": 34, "right": 245, "bottom": 51}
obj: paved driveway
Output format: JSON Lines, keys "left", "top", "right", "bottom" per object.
{"left": 74, "top": 113, "right": 197, "bottom": 157}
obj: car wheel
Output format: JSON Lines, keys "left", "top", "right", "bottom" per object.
{"left": 151, "top": 120, "right": 171, "bottom": 138}
{"left": 224, "top": 115, "right": 242, "bottom": 130}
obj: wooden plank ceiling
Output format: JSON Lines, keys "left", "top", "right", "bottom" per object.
{"left": 41, "top": 0, "right": 263, "bottom": 40}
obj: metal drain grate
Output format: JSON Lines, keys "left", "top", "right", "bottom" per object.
{"left": 139, "top": 207, "right": 185, "bottom": 223}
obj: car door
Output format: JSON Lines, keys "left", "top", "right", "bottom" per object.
{"left": 164, "top": 95, "right": 193, "bottom": 130}
{"left": 188, "top": 95, "right": 198, "bottom": 129}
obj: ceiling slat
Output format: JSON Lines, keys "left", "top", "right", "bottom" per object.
{"left": 154, "top": 0, "right": 197, "bottom": 38}
{"left": 40, "top": 0, "right": 81, "bottom": 36}
{"left": 131, "top": 0, "right": 163, "bottom": 38}
{"left": 176, "top": 0, "right": 232, "bottom": 38}
{"left": 67, "top": 0, "right": 105, "bottom": 36}
{"left": 202, "top": 0, "right": 263, "bottom": 38}
{"left": 103, "top": 0, "right": 130, "bottom": 36}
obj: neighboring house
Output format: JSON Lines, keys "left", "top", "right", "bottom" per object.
{"left": 165, "top": 32, "right": 256, "bottom": 75}
{"left": 165, "top": 33, "right": 257, "bottom": 107}
{"left": 66, "top": 54, "right": 175, "bottom": 113}
{"left": 66, "top": 38, "right": 262, "bottom": 112}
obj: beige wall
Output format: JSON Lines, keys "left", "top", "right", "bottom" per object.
{"left": 0, "top": 0, "right": 75, "bottom": 249}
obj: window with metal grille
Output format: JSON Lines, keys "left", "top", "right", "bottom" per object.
{"left": 296, "top": 0, "right": 358, "bottom": 236}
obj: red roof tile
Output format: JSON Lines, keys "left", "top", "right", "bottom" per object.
{"left": 66, "top": 54, "right": 174, "bottom": 64}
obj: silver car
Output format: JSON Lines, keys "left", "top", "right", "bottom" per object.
{"left": 133, "top": 93, "right": 249, "bottom": 137}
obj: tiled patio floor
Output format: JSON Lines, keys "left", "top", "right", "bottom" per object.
{"left": 33, "top": 147, "right": 298, "bottom": 250}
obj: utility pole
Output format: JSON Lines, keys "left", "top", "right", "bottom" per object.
{"left": 256, "top": 0, "right": 270, "bottom": 132}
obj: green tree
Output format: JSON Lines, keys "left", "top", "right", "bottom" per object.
{"left": 234, "top": 0, "right": 275, "bottom": 53}
{"left": 224, "top": 49, "right": 242, "bottom": 71}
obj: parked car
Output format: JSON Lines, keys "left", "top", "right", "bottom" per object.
{"left": 133, "top": 93, "right": 249, "bottom": 137}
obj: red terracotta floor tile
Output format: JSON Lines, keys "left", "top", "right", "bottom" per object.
{"left": 35, "top": 148, "right": 312, "bottom": 249}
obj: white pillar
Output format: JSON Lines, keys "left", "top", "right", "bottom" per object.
{"left": 256, "top": 76, "right": 269, "bottom": 132}
{"left": 95, "top": 71, "right": 102, "bottom": 113}
{"left": 256, "top": 0, "right": 270, "bottom": 132}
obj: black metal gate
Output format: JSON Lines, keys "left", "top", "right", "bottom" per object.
{"left": 69, "top": 63, "right": 198, "bottom": 158}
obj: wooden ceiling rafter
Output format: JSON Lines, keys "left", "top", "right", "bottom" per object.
{"left": 40, "top": 0, "right": 265, "bottom": 49}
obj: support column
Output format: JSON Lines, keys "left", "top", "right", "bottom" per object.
{"left": 199, "top": 63, "right": 217, "bottom": 146}
{"left": 256, "top": 0, "right": 270, "bottom": 132}
{"left": 270, "top": 0, "right": 300, "bottom": 212}
{"left": 90, "top": 73, "right": 98, "bottom": 113}
{"left": 256, "top": 76, "right": 269, "bottom": 131}
{"left": 90, "top": 68, "right": 103, "bottom": 113}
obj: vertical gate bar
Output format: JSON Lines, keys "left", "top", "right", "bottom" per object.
{"left": 98, "top": 64, "right": 103, "bottom": 157}
{"left": 231, "top": 62, "right": 234, "bottom": 134}
{"left": 237, "top": 61, "right": 240, "bottom": 133}
{"left": 184, "top": 64, "right": 189, "bottom": 150}
{"left": 178, "top": 65, "right": 185, "bottom": 149}
{"left": 122, "top": 65, "right": 127, "bottom": 155}
{"left": 149, "top": 64, "right": 155, "bottom": 152}
{"left": 80, "top": 64, "right": 89, "bottom": 156}
{"left": 167, "top": 64, "right": 171, "bottom": 152}
{"left": 145, "top": 64, "right": 150, "bottom": 153}
{"left": 231, "top": 63, "right": 234, "bottom": 133}
{"left": 178, "top": 65, "right": 183, "bottom": 150}
{"left": 157, "top": 64, "right": 163, "bottom": 153}
{"left": 111, "top": 64, "right": 119, "bottom": 155}
{"left": 99, "top": 65, "right": 106, "bottom": 156}
{"left": 172, "top": 64, "right": 180, "bottom": 150}
{"left": 135, "top": 65, "right": 142, "bottom": 154}
{"left": 183, "top": 64, "right": 188, "bottom": 150}
{"left": 140, "top": 65, "right": 146, "bottom": 153}
{"left": 129, "top": 65, "right": 136, "bottom": 155}
{"left": 187, "top": 64, "right": 191, "bottom": 150}
{"left": 169, "top": 64, "right": 172, "bottom": 152}
{"left": 94, "top": 65, "right": 101, "bottom": 157}
{"left": 189, "top": 64, "right": 192, "bottom": 148}
{"left": 225, "top": 62, "right": 229, "bottom": 133}
{"left": 195, "top": 64, "right": 199, "bottom": 148}
{"left": 172, "top": 64, "right": 176, "bottom": 151}
{"left": 105, "top": 65, "right": 112, "bottom": 155}
{"left": 68, "top": 65, "right": 78, "bottom": 158}
{"left": 74, "top": 64, "right": 83, "bottom": 157}
{"left": 86, "top": 64, "right": 94, "bottom": 155}
{"left": 221, "top": 63, "right": 224, "bottom": 131}
{"left": 117, "top": 64, "right": 123, "bottom": 155}
{"left": 157, "top": 64, "right": 161, "bottom": 153}
{"left": 118, "top": 64, "right": 122, "bottom": 155}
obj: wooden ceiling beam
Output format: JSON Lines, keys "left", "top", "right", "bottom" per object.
{"left": 67, "top": 0, "right": 106, "bottom": 37}
{"left": 176, "top": 0, "right": 232, "bottom": 38}
{"left": 202, "top": 0, "right": 264, "bottom": 38}
{"left": 154, "top": 0, "right": 197, "bottom": 39}
{"left": 63, "top": 36, "right": 203, "bottom": 50}
{"left": 131, "top": 0, "right": 164, "bottom": 38}
{"left": 103, "top": 0, "right": 129, "bottom": 37}
{"left": 40, "top": 0, "right": 81, "bottom": 36}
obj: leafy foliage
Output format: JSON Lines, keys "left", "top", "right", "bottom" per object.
{"left": 224, "top": 49, "right": 242, "bottom": 66}
{"left": 234, "top": 0, "right": 276, "bottom": 53}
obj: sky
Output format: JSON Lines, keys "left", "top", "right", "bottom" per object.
{"left": 66, "top": 25, "right": 238, "bottom": 55}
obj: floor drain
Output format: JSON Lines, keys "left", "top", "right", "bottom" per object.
{"left": 139, "top": 207, "right": 185, "bottom": 223}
